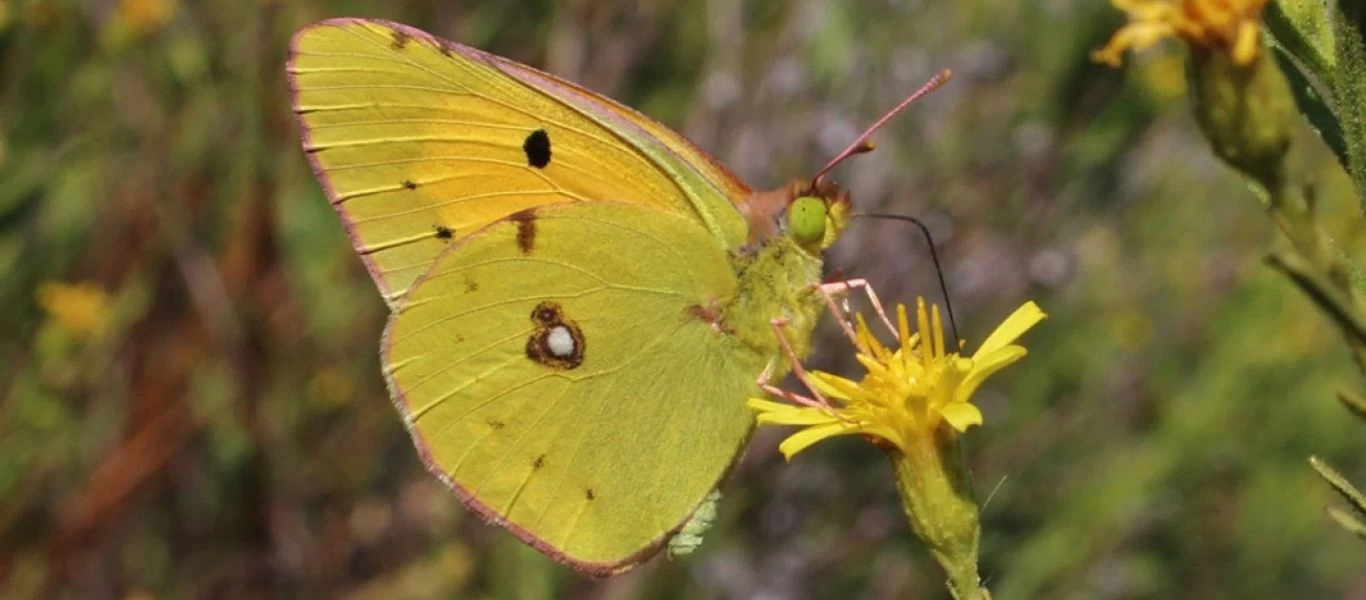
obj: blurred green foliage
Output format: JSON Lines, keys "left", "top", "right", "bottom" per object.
{"left": 0, "top": 0, "right": 1361, "bottom": 598}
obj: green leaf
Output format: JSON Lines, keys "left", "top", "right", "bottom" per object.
{"left": 1272, "top": 47, "right": 1350, "bottom": 170}
{"left": 1266, "top": 0, "right": 1336, "bottom": 80}
{"left": 1326, "top": 506, "right": 1366, "bottom": 541}
{"left": 1338, "top": 389, "right": 1366, "bottom": 421}
{"left": 1329, "top": 0, "right": 1366, "bottom": 211}
{"left": 1310, "top": 456, "right": 1366, "bottom": 519}
{"left": 1266, "top": 252, "right": 1366, "bottom": 343}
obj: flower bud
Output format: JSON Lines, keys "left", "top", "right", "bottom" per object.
{"left": 1187, "top": 44, "right": 1297, "bottom": 188}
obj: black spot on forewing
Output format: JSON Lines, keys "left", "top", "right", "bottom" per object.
{"left": 586, "top": 489, "right": 596, "bottom": 500}
{"left": 509, "top": 209, "right": 537, "bottom": 254}
{"left": 534, "top": 455, "right": 546, "bottom": 469}
{"left": 434, "top": 225, "right": 453, "bottom": 241}
{"left": 391, "top": 29, "right": 411, "bottom": 50}
{"left": 525, "top": 302, "right": 585, "bottom": 370}
{"left": 403, "top": 179, "right": 418, "bottom": 190}
{"left": 523, "top": 129, "right": 551, "bottom": 168}
{"left": 488, "top": 419, "right": 505, "bottom": 430}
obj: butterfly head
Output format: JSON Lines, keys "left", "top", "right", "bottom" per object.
{"left": 742, "top": 179, "right": 849, "bottom": 252}
{"left": 788, "top": 178, "right": 850, "bottom": 251}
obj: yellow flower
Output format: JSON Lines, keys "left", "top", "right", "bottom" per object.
{"left": 1092, "top": 0, "right": 1269, "bottom": 67}
{"left": 117, "top": 0, "right": 177, "bottom": 34}
{"left": 36, "top": 281, "right": 111, "bottom": 337}
{"left": 749, "top": 297, "right": 1045, "bottom": 460}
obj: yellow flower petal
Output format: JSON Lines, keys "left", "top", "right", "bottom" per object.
{"left": 752, "top": 404, "right": 841, "bottom": 427}
{"left": 888, "top": 348, "right": 925, "bottom": 378}
{"left": 954, "top": 345, "right": 1027, "bottom": 406}
{"left": 860, "top": 424, "right": 905, "bottom": 448}
{"left": 940, "top": 402, "right": 984, "bottom": 432}
{"left": 858, "top": 313, "right": 892, "bottom": 363}
{"left": 747, "top": 398, "right": 794, "bottom": 413}
{"left": 776, "top": 421, "right": 863, "bottom": 459}
{"left": 1112, "top": 0, "right": 1165, "bottom": 13}
{"left": 1092, "top": 21, "right": 1175, "bottom": 66}
{"left": 974, "top": 301, "right": 1045, "bottom": 357}
{"left": 897, "top": 303, "right": 913, "bottom": 357}
{"left": 855, "top": 353, "right": 894, "bottom": 383}
{"left": 931, "top": 303, "right": 946, "bottom": 358}
{"left": 1232, "top": 21, "right": 1258, "bottom": 65}
{"left": 1093, "top": 0, "right": 1270, "bottom": 67}
{"left": 807, "top": 371, "right": 857, "bottom": 401}
{"left": 915, "top": 298, "right": 934, "bottom": 358}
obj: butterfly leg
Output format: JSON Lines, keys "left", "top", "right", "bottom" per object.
{"left": 813, "top": 283, "right": 860, "bottom": 347}
{"left": 816, "top": 278, "right": 897, "bottom": 339}
{"left": 754, "top": 317, "right": 832, "bottom": 410}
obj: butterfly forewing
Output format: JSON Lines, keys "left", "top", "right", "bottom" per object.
{"left": 288, "top": 19, "right": 749, "bottom": 306}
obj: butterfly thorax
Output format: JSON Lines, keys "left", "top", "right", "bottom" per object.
{"left": 712, "top": 180, "right": 850, "bottom": 370}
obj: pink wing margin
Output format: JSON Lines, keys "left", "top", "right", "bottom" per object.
{"left": 285, "top": 19, "right": 392, "bottom": 300}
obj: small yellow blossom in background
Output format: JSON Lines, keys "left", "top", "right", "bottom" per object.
{"left": 749, "top": 297, "right": 1045, "bottom": 459}
{"left": 98, "top": 0, "right": 178, "bottom": 47}
{"left": 1093, "top": 0, "right": 1292, "bottom": 189}
{"left": 37, "top": 281, "right": 111, "bottom": 337}
{"left": 120, "top": 0, "right": 177, "bottom": 32}
{"left": 1092, "top": 0, "right": 1270, "bottom": 67}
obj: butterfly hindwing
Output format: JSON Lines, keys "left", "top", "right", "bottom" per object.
{"left": 383, "top": 201, "right": 764, "bottom": 573}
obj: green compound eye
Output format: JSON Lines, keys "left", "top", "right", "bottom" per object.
{"left": 787, "top": 196, "right": 828, "bottom": 245}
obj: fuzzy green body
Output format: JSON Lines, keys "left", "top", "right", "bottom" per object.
{"left": 721, "top": 232, "right": 829, "bottom": 375}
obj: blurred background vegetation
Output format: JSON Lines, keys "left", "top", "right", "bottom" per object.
{"left": 1, "top": 0, "right": 1362, "bottom": 598}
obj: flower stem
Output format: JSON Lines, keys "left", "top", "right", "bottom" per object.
{"left": 888, "top": 429, "right": 989, "bottom": 600}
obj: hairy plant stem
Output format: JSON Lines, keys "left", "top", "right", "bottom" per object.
{"left": 888, "top": 430, "right": 989, "bottom": 600}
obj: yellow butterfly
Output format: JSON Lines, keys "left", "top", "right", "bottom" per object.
{"left": 288, "top": 18, "right": 947, "bottom": 574}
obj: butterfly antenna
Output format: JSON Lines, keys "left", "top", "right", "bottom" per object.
{"left": 811, "top": 69, "right": 953, "bottom": 187}
{"left": 854, "top": 213, "right": 960, "bottom": 343}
